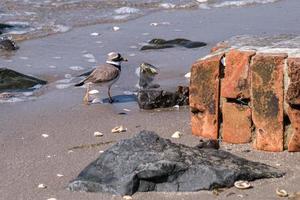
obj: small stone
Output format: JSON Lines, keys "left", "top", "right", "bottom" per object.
{"left": 123, "top": 108, "right": 131, "bottom": 112}
{"left": 276, "top": 188, "right": 288, "bottom": 197}
{"left": 276, "top": 163, "right": 281, "bottom": 166}
{"left": 234, "top": 180, "right": 251, "bottom": 189}
{"left": 173, "top": 105, "right": 179, "bottom": 109}
{"left": 41, "top": 134, "right": 49, "bottom": 138}
{"left": 94, "top": 131, "right": 104, "bottom": 137}
{"left": 38, "top": 183, "right": 47, "bottom": 189}
{"left": 111, "top": 126, "right": 127, "bottom": 133}
{"left": 113, "top": 26, "right": 120, "bottom": 31}
{"left": 171, "top": 131, "right": 182, "bottom": 139}
{"left": 56, "top": 174, "right": 64, "bottom": 177}
{"left": 123, "top": 195, "right": 133, "bottom": 200}
{"left": 47, "top": 198, "right": 57, "bottom": 200}
{"left": 99, "top": 150, "right": 104, "bottom": 153}
{"left": 68, "top": 150, "right": 74, "bottom": 154}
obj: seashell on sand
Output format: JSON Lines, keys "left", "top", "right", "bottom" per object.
{"left": 234, "top": 180, "right": 251, "bottom": 189}
{"left": 276, "top": 188, "right": 288, "bottom": 197}
{"left": 111, "top": 126, "right": 127, "bottom": 133}
{"left": 171, "top": 131, "right": 182, "bottom": 139}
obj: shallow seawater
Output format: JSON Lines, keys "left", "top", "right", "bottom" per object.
{"left": 0, "top": 0, "right": 282, "bottom": 40}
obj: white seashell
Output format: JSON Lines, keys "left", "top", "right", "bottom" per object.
{"left": 38, "top": 183, "right": 47, "bottom": 189}
{"left": 87, "top": 58, "right": 97, "bottom": 63}
{"left": 113, "top": 26, "right": 120, "bottom": 31}
{"left": 150, "top": 22, "right": 158, "bottom": 26}
{"left": 123, "top": 108, "right": 131, "bottom": 112}
{"left": 123, "top": 195, "right": 133, "bottom": 200}
{"left": 276, "top": 188, "right": 288, "bottom": 197}
{"left": 111, "top": 126, "right": 127, "bottom": 133}
{"left": 171, "top": 131, "right": 182, "bottom": 139}
{"left": 173, "top": 105, "right": 179, "bottom": 109}
{"left": 42, "top": 134, "right": 49, "bottom": 138}
{"left": 184, "top": 72, "right": 191, "bottom": 78}
{"left": 83, "top": 53, "right": 95, "bottom": 59}
{"left": 47, "top": 198, "right": 57, "bottom": 200}
{"left": 94, "top": 131, "right": 103, "bottom": 137}
{"left": 90, "top": 32, "right": 99, "bottom": 36}
{"left": 56, "top": 174, "right": 64, "bottom": 177}
{"left": 89, "top": 90, "right": 99, "bottom": 95}
{"left": 99, "top": 150, "right": 104, "bottom": 153}
{"left": 91, "top": 98, "right": 102, "bottom": 104}
{"left": 68, "top": 150, "right": 74, "bottom": 154}
{"left": 234, "top": 180, "right": 251, "bottom": 189}
{"left": 47, "top": 155, "right": 51, "bottom": 158}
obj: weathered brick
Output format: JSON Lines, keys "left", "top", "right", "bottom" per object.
{"left": 251, "top": 53, "right": 287, "bottom": 152}
{"left": 190, "top": 54, "right": 223, "bottom": 139}
{"left": 286, "top": 58, "right": 300, "bottom": 105}
{"left": 221, "top": 49, "right": 256, "bottom": 99}
{"left": 287, "top": 107, "right": 300, "bottom": 152}
{"left": 222, "top": 101, "right": 252, "bottom": 144}
{"left": 286, "top": 57, "right": 300, "bottom": 152}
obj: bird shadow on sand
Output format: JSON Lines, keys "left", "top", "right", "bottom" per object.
{"left": 102, "top": 94, "right": 137, "bottom": 104}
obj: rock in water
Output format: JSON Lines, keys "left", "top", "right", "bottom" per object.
{"left": 137, "top": 86, "right": 189, "bottom": 109}
{"left": 68, "top": 131, "right": 283, "bottom": 196}
{"left": 0, "top": 37, "right": 19, "bottom": 51}
{"left": 0, "top": 68, "right": 47, "bottom": 92}
{"left": 140, "top": 38, "right": 207, "bottom": 51}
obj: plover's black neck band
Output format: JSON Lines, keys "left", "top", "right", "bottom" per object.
{"left": 106, "top": 60, "right": 121, "bottom": 70}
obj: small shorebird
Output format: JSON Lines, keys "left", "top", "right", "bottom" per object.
{"left": 75, "top": 52, "right": 127, "bottom": 104}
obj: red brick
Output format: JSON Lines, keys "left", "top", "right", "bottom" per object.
{"left": 287, "top": 107, "right": 300, "bottom": 152}
{"left": 251, "top": 53, "right": 287, "bottom": 152}
{"left": 190, "top": 54, "right": 223, "bottom": 139}
{"left": 221, "top": 49, "right": 256, "bottom": 99}
{"left": 222, "top": 102, "right": 252, "bottom": 144}
{"left": 286, "top": 58, "right": 300, "bottom": 106}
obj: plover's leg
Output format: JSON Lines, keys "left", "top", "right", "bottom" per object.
{"left": 83, "top": 84, "right": 91, "bottom": 105}
{"left": 108, "top": 86, "right": 113, "bottom": 103}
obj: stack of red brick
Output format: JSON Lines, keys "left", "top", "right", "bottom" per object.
{"left": 190, "top": 48, "right": 300, "bottom": 152}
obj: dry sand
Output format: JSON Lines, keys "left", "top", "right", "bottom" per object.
{"left": 1, "top": 0, "right": 300, "bottom": 199}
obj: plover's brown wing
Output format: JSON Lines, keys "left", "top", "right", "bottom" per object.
{"left": 83, "top": 64, "right": 120, "bottom": 84}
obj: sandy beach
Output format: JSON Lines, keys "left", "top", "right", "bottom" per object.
{"left": 1, "top": 0, "right": 300, "bottom": 199}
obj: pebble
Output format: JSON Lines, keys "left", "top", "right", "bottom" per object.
{"left": 83, "top": 53, "right": 95, "bottom": 59}
{"left": 173, "top": 105, "right": 179, "bottom": 109}
{"left": 123, "top": 108, "right": 131, "bottom": 112}
{"left": 171, "top": 131, "right": 182, "bottom": 139}
{"left": 234, "top": 180, "right": 251, "bottom": 189}
{"left": 123, "top": 196, "right": 133, "bottom": 200}
{"left": 38, "top": 183, "right": 47, "bottom": 189}
{"left": 41, "top": 134, "right": 49, "bottom": 138}
{"left": 113, "top": 26, "right": 120, "bottom": 31}
{"left": 94, "top": 131, "right": 104, "bottom": 137}
{"left": 111, "top": 125, "right": 127, "bottom": 133}
{"left": 68, "top": 150, "right": 74, "bottom": 154}
{"left": 99, "top": 150, "right": 104, "bottom": 153}
{"left": 56, "top": 174, "right": 64, "bottom": 177}
{"left": 47, "top": 198, "right": 57, "bottom": 200}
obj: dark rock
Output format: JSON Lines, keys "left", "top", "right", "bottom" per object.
{"left": 137, "top": 86, "right": 189, "bottom": 109}
{"left": 0, "top": 68, "right": 47, "bottom": 92}
{"left": 68, "top": 131, "right": 283, "bottom": 196}
{"left": 196, "top": 139, "right": 220, "bottom": 149}
{"left": 140, "top": 38, "right": 207, "bottom": 51}
{"left": 0, "top": 37, "right": 19, "bottom": 51}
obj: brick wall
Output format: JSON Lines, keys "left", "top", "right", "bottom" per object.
{"left": 190, "top": 48, "right": 300, "bottom": 152}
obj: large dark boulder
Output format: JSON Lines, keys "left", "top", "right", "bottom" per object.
{"left": 140, "top": 38, "right": 207, "bottom": 51}
{"left": 0, "top": 68, "right": 47, "bottom": 92}
{"left": 137, "top": 86, "right": 189, "bottom": 109}
{"left": 68, "top": 131, "right": 283, "bottom": 196}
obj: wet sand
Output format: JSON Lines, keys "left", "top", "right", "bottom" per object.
{"left": 1, "top": 0, "right": 300, "bottom": 199}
